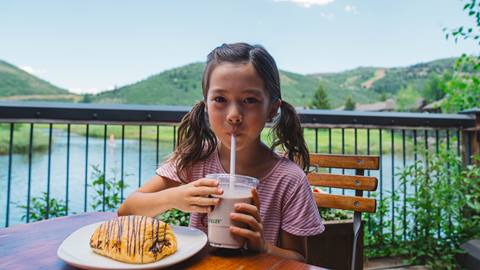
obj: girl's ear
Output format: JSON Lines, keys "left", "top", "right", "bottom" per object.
{"left": 269, "top": 99, "right": 282, "bottom": 120}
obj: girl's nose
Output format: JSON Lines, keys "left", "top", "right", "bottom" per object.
{"left": 227, "top": 116, "right": 242, "bottom": 124}
{"left": 227, "top": 104, "right": 243, "bottom": 124}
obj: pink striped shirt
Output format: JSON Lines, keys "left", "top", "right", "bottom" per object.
{"left": 155, "top": 150, "right": 324, "bottom": 245}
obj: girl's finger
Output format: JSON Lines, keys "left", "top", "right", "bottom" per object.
{"left": 193, "top": 178, "right": 219, "bottom": 187}
{"left": 234, "top": 203, "right": 261, "bottom": 222}
{"left": 191, "top": 186, "right": 223, "bottom": 196}
{"left": 230, "top": 212, "right": 262, "bottom": 232}
{"left": 229, "top": 225, "right": 260, "bottom": 242}
{"left": 190, "top": 196, "right": 220, "bottom": 206}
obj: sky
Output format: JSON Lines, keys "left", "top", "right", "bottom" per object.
{"left": 0, "top": 0, "right": 478, "bottom": 94}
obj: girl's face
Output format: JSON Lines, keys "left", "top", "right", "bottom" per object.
{"left": 206, "top": 62, "right": 279, "bottom": 151}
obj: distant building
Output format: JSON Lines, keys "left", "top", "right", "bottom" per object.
{"left": 335, "top": 99, "right": 396, "bottom": 112}
{"left": 421, "top": 98, "right": 445, "bottom": 113}
{"left": 356, "top": 99, "right": 396, "bottom": 112}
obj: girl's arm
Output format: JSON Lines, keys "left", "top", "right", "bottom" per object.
{"left": 269, "top": 230, "right": 307, "bottom": 262}
{"left": 117, "top": 175, "right": 223, "bottom": 217}
{"left": 117, "top": 175, "right": 180, "bottom": 217}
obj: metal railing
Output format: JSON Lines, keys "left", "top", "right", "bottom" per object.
{"left": 1, "top": 101, "right": 478, "bottom": 248}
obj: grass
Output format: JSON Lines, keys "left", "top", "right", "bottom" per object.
{"left": 61, "top": 124, "right": 176, "bottom": 143}
{"left": 0, "top": 123, "right": 49, "bottom": 155}
{"left": 267, "top": 128, "right": 451, "bottom": 156}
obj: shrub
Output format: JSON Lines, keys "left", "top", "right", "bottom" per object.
{"left": 157, "top": 209, "right": 190, "bottom": 226}
{"left": 18, "top": 192, "right": 67, "bottom": 222}
{"left": 90, "top": 165, "right": 129, "bottom": 212}
{"left": 365, "top": 148, "right": 480, "bottom": 269}
{"left": 398, "top": 149, "right": 480, "bottom": 268}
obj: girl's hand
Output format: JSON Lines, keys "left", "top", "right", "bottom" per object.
{"left": 170, "top": 178, "right": 223, "bottom": 213}
{"left": 229, "top": 188, "right": 267, "bottom": 253}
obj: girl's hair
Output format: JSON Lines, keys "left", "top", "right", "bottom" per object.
{"left": 172, "top": 43, "right": 309, "bottom": 180}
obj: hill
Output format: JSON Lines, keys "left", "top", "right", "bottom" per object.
{"left": 93, "top": 58, "right": 456, "bottom": 108}
{"left": 368, "top": 58, "right": 456, "bottom": 95}
{"left": 0, "top": 57, "right": 459, "bottom": 108}
{"left": 0, "top": 60, "right": 73, "bottom": 100}
{"left": 312, "top": 58, "right": 457, "bottom": 103}
{"left": 92, "top": 63, "right": 383, "bottom": 108}
{"left": 93, "top": 63, "right": 205, "bottom": 105}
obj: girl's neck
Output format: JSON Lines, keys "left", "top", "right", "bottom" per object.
{"left": 217, "top": 139, "right": 275, "bottom": 178}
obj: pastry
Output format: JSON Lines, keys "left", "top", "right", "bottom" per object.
{"left": 89, "top": 215, "right": 177, "bottom": 264}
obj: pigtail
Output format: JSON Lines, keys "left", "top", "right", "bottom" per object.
{"left": 271, "top": 101, "right": 310, "bottom": 173}
{"left": 172, "top": 101, "right": 216, "bottom": 181}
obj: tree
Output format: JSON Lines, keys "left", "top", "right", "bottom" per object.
{"left": 422, "top": 73, "right": 450, "bottom": 103}
{"left": 396, "top": 85, "right": 422, "bottom": 112}
{"left": 344, "top": 96, "right": 355, "bottom": 111}
{"left": 81, "top": 94, "right": 93, "bottom": 103}
{"left": 441, "top": 58, "right": 480, "bottom": 113}
{"left": 310, "top": 85, "right": 330, "bottom": 109}
{"left": 441, "top": 0, "right": 480, "bottom": 112}
{"left": 444, "top": 0, "right": 480, "bottom": 47}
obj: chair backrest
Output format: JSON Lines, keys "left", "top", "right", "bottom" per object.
{"left": 307, "top": 153, "right": 380, "bottom": 270}
{"left": 308, "top": 153, "right": 379, "bottom": 213}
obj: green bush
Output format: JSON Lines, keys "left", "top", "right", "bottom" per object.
{"left": 90, "top": 165, "right": 129, "bottom": 212}
{"left": 365, "top": 148, "right": 480, "bottom": 269}
{"left": 319, "top": 207, "right": 352, "bottom": 221}
{"left": 157, "top": 209, "right": 190, "bottom": 226}
{"left": 364, "top": 192, "right": 403, "bottom": 258}
{"left": 442, "top": 55, "right": 480, "bottom": 113}
{"left": 398, "top": 149, "right": 480, "bottom": 269}
{"left": 18, "top": 192, "right": 67, "bottom": 222}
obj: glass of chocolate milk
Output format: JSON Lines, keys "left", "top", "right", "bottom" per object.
{"left": 206, "top": 173, "right": 259, "bottom": 249}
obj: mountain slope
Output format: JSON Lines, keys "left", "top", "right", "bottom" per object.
{"left": 92, "top": 63, "right": 380, "bottom": 107}
{"left": 0, "top": 60, "right": 69, "bottom": 97}
{"left": 0, "top": 57, "right": 459, "bottom": 108}
{"left": 93, "top": 63, "right": 205, "bottom": 105}
{"left": 312, "top": 58, "right": 457, "bottom": 100}
{"left": 368, "top": 58, "right": 456, "bottom": 95}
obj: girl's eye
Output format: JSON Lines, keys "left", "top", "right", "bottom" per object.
{"left": 244, "top": 97, "right": 260, "bottom": 104}
{"left": 213, "top": 96, "right": 226, "bottom": 103}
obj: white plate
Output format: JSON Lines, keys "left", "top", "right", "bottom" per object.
{"left": 57, "top": 222, "right": 207, "bottom": 269}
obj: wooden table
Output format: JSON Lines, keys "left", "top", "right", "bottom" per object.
{"left": 0, "top": 212, "right": 326, "bottom": 270}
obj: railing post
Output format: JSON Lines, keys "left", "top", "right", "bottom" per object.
{"left": 460, "top": 109, "right": 480, "bottom": 165}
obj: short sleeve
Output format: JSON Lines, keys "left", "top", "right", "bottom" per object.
{"left": 281, "top": 175, "right": 325, "bottom": 236}
{"left": 155, "top": 159, "right": 186, "bottom": 184}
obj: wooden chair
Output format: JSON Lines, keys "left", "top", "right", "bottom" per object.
{"left": 307, "top": 153, "right": 379, "bottom": 270}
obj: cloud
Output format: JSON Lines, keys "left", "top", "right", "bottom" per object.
{"left": 344, "top": 4, "right": 358, "bottom": 14}
{"left": 69, "top": 85, "right": 115, "bottom": 94}
{"left": 69, "top": 87, "right": 101, "bottom": 94}
{"left": 320, "top": 12, "right": 335, "bottom": 20}
{"left": 20, "top": 65, "right": 47, "bottom": 75}
{"left": 273, "top": 0, "right": 335, "bottom": 8}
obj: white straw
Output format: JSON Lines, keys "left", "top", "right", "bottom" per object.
{"left": 229, "top": 135, "right": 236, "bottom": 189}
{"left": 230, "top": 135, "right": 236, "bottom": 175}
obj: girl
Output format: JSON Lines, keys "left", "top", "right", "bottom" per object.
{"left": 118, "top": 43, "right": 324, "bottom": 262}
